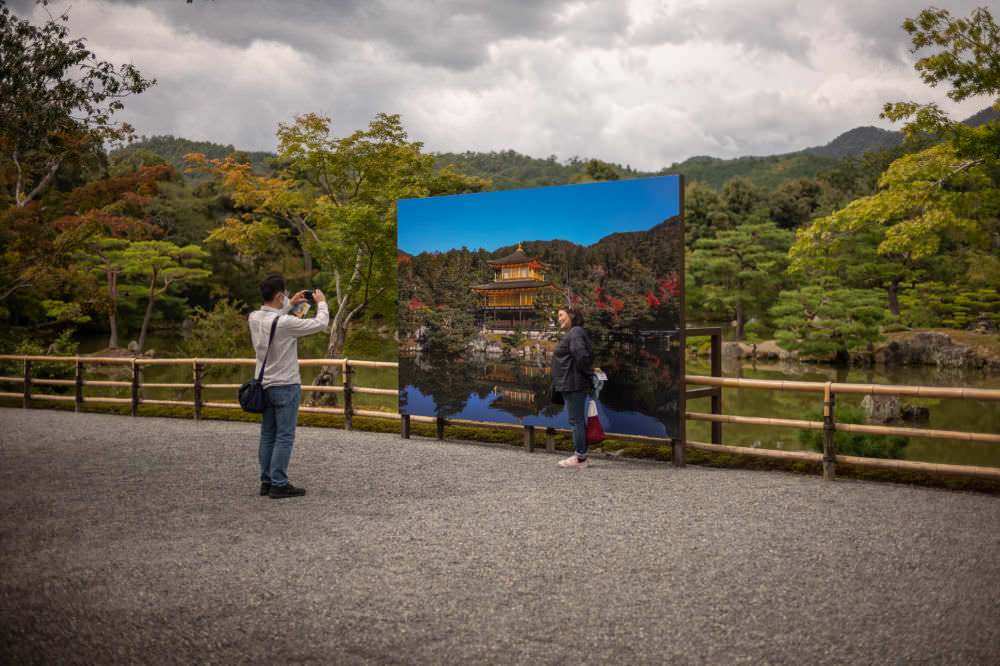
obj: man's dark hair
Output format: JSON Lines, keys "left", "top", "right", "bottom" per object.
{"left": 560, "top": 304, "right": 585, "bottom": 327}
{"left": 260, "top": 274, "right": 286, "bottom": 303}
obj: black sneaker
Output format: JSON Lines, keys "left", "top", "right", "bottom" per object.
{"left": 269, "top": 483, "right": 306, "bottom": 499}
{"left": 260, "top": 482, "right": 271, "bottom": 496}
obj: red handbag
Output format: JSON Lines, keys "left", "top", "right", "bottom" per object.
{"left": 586, "top": 399, "right": 606, "bottom": 445}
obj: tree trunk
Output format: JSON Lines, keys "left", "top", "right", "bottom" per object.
{"left": 108, "top": 272, "right": 119, "bottom": 349}
{"left": 735, "top": 300, "right": 745, "bottom": 341}
{"left": 108, "top": 311, "right": 119, "bottom": 349}
{"left": 137, "top": 273, "right": 157, "bottom": 353}
{"left": 887, "top": 280, "right": 901, "bottom": 317}
{"left": 309, "top": 315, "right": 349, "bottom": 407}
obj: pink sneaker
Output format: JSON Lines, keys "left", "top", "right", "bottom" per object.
{"left": 558, "top": 455, "right": 590, "bottom": 467}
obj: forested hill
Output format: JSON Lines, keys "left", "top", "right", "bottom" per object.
{"left": 429, "top": 151, "right": 598, "bottom": 190}
{"left": 656, "top": 153, "right": 839, "bottom": 190}
{"left": 432, "top": 106, "right": 998, "bottom": 192}
{"left": 116, "top": 107, "right": 998, "bottom": 192}
{"left": 111, "top": 135, "right": 277, "bottom": 179}
{"left": 800, "top": 127, "right": 903, "bottom": 160}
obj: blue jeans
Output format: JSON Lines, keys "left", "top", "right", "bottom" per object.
{"left": 561, "top": 390, "right": 588, "bottom": 458}
{"left": 259, "top": 384, "right": 301, "bottom": 487}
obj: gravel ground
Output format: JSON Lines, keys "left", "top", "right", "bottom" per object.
{"left": 1, "top": 407, "right": 998, "bottom": 665}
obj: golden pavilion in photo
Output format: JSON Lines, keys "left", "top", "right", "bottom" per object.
{"left": 470, "top": 243, "right": 558, "bottom": 328}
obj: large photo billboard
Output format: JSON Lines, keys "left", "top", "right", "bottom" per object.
{"left": 398, "top": 175, "right": 684, "bottom": 440}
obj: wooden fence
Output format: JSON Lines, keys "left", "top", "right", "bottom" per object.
{"left": 1, "top": 352, "right": 998, "bottom": 481}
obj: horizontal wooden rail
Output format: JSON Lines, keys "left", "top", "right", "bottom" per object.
{"left": 201, "top": 401, "right": 240, "bottom": 410}
{"left": 302, "top": 385, "right": 344, "bottom": 394}
{"left": 352, "top": 387, "right": 398, "bottom": 396}
{"left": 687, "top": 411, "right": 1000, "bottom": 444}
{"left": 32, "top": 378, "right": 76, "bottom": 386}
{"left": 687, "top": 412, "right": 824, "bottom": 431}
{"left": 685, "top": 387, "right": 721, "bottom": 401}
{"left": 687, "top": 439, "right": 1000, "bottom": 480}
{"left": 686, "top": 374, "right": 1000, "bottom": 401}
{"left": 2, "top": 354, "right": 995, "bottom": 483}
{"left": 835, "top": 422, "right": 1000, "bottom": 443}
{"left": 687, "top": 440, "right": 822, "bottom": 463}
{"left": 684, "top": 328, "right": 723, "bottom": 337}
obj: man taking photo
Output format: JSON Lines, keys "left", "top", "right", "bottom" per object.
{"left": 249, "top": 275, "right": 329, "bottom": 499}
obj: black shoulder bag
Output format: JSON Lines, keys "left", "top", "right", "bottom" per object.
{"left": 239, "top": 315, "right": 281, "bottom": 413}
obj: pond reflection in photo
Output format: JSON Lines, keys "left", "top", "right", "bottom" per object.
{"left": 400, "top": 332, "right": 683, "bottom": 439}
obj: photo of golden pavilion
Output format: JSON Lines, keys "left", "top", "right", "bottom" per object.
{"left": 470, "top": 243, "right": 559, "bottom": 329}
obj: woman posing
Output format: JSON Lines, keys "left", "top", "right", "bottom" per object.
{"left": 551, "top": 304, "right": 597, "bottom": 468}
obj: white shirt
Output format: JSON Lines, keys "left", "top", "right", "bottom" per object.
{"left": 248, "top": 301, "right": 330, "bottom": 388}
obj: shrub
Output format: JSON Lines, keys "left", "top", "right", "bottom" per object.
{"left": 798, "top": 405, "right": 909, "bottom": 459}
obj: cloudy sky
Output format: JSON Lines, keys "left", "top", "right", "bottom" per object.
{"left": 9, "top": 0, "right": 993, "bottom": 171}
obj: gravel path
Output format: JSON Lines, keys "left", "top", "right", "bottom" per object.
{"left": 1, "top": 407, "right": 998, "bottom": 664}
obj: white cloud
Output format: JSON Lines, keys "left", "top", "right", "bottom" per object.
{"left": 10, "top": 0, "right": 996, "bottom": 171}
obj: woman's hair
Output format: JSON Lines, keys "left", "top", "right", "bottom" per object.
{"left": 559, "top": 304, "right": 585, "bottom": 327}
{"left": 260, "top": 274, "right": 286, "bottom": 302}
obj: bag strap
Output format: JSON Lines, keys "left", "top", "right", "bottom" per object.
{"left": 255, "top": 315, "right": 281, "bottom": 382}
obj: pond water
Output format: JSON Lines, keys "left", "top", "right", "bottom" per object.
{"left": 687, "top": 357, "right": 1000, "bottom": 468}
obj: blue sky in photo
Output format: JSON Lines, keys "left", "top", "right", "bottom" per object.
{"left": 397, "top": 175, "right": 680, "bottom": 255}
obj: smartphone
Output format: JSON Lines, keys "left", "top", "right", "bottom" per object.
{"left": 304, "top": 290, "right": 314, "bottom": 300}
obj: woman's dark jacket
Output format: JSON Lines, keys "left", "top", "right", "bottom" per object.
{"left": 551, "top": 325, "right": 595, "bottom": 392}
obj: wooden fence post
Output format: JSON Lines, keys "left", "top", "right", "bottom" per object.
{"left": 545, "top": 427, "right": 555, "bottom": 453}
{"left": 523, "top": 425, "right": 535, "bottom": 452}
{"left": 193, "top": 362, "right": 203, "bottom": 421}
{"left": 401, "top": 413, "right": 410, "bottom": 439}
{"left": 23, "top": 359, "right": 31, "bottom": 409}
{"left": 711, "top": 331, "right": 722, "bottom": 445}
{"left": 75, "top": 359, "right": 83, "bottom": 412}
{"left": 343, "top": 360, "right": 353, "bottom": 431}
{"left": 823, "top": 383, "right": 836, "bottom": 481}
{"left": 131, "top": 360, "right": 139, "bottom": 417}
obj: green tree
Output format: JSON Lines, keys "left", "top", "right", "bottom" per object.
{"left": 790, "top": 140, "right": 1000, "bottom": 311}
{"left": 189, "top": 112, "right": 488, "bottom": 398}
{"left": 770, "top": 284, "right": 885, "bottom": 362}
{"left": 689, "top": 219, "right": 794, "bottom": 340}
{"left": 796, "top": 6, "right": 1000, "bottom": 328}
{"left": 0, "top": 3, "right": 153, "bottom": 207}
{"left": 74, "top": 235, "right": 130, "bottom": 348}
{"left": 178, "top": 298, "right": 254, "bottom": 360}
{"left": 414, "top": 304, "right": 477, "bottom": 356}
{"left": 684, "top": 183, "right": 732, "bottom": 245}
{"left": 767, "top": 177, "right": 834, "bottom": 230}
{"left": 121, "top": 240, "right": 211, "bottom": 352}
{"left": 721, "top": 177, "right": 766, "bottom": 218}
{"left": 584, "top": 159, "right": 621, "bottom": 182}
{"left": 49, "top": 166, "right": 174, "bottom": 346}
{"left": 881, "top": 6, "right": 999, "bottom": 155}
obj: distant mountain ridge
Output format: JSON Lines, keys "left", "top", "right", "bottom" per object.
{"left": 117, "top": 107, "right": 998, "bottom": 191}
{"left": 800, "top": 126, "right": 903, "bottom": 160}
{"left": 799, "top": 107, "right": 998, "bottom": 160}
